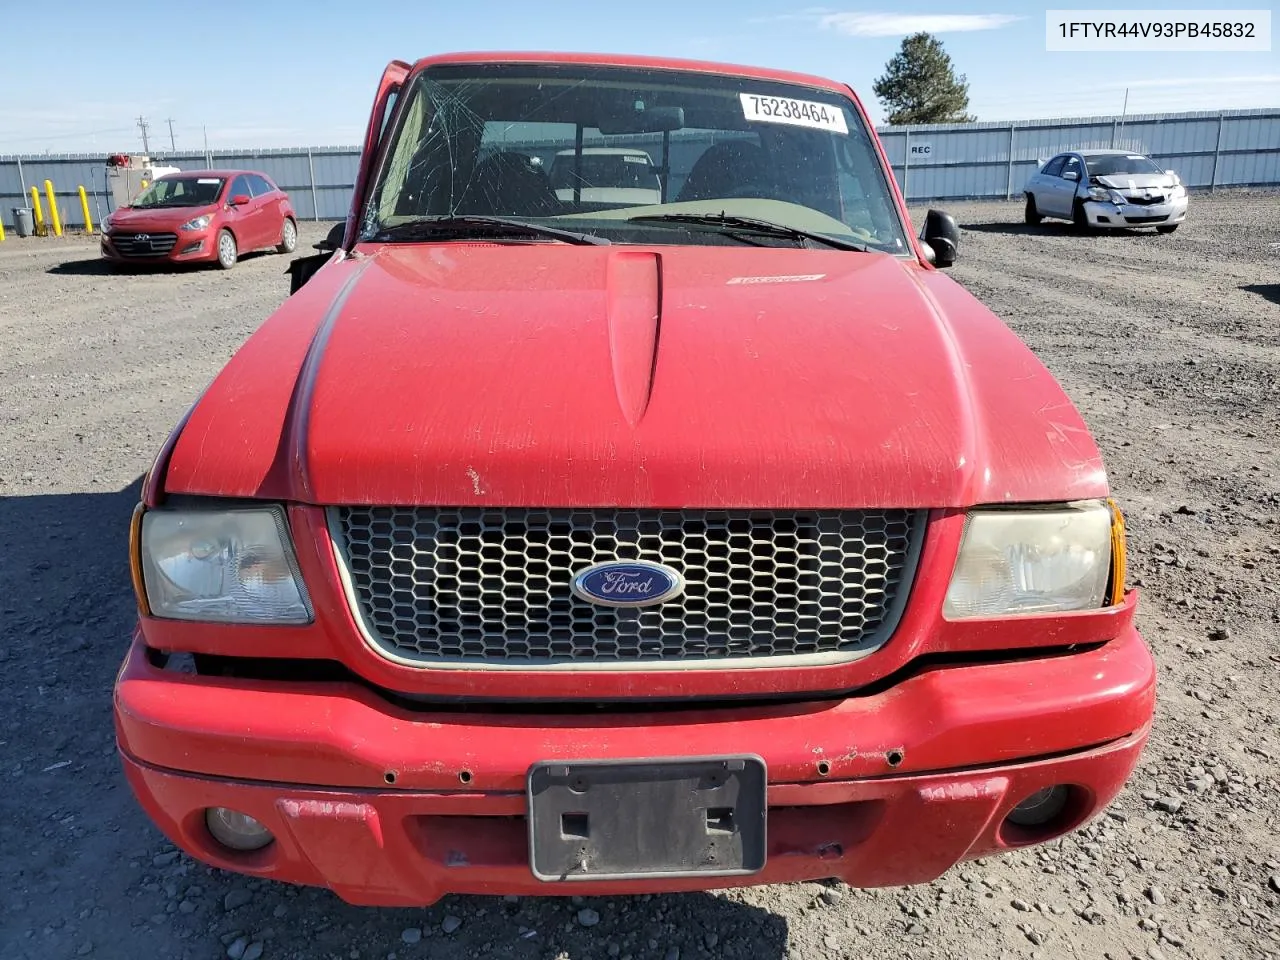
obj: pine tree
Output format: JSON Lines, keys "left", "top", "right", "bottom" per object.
{"left": 873, "top": 32, "right": 975, "bottom": 125}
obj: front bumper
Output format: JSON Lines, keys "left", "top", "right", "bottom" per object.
{"left": 1082, "top": 195, "right": 1189, "bottom": 229}
{"left": 100, "top": 230, "right": 215, "bottom": 264}
{"left": 115, "top": 624, "right": 1155, "bottom": 905}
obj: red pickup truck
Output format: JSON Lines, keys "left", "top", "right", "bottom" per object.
{"left": 114, "top": 51, "right": 1155, "bottom": 906}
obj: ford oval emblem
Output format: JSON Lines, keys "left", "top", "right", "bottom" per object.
{"left": 571, "top": 559, "right": 684, "bottom": 608}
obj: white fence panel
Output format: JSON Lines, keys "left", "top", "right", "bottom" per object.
{"left": 2, "top": 107, "right": 1278, "bottom": 228}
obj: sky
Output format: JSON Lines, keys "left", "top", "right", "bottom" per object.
{"left": 1, "top": 1, "right": 1276, "bottom": 154}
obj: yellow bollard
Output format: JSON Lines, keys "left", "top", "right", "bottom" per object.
{"left": 78, "top": 186, "right": 94, "bottom": 233}
{"left": 44, "top": 180, "right": 62, "bottom": 237}
{"left": 0, "top": 215, "right": 5, "bottom": 242}
{"left": 30, "top": 186, "right": 46, "bottom": 236}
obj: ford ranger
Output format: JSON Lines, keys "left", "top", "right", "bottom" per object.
{"left": 114, "top": 52, "right": 1156, "bottom": 905}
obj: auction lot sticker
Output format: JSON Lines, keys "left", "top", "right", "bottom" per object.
{"left": 740, "top": 93, "right": 849, "bottom": 134}
{"left": 1046, "top": 9, "right": 1271, "bottom": 51}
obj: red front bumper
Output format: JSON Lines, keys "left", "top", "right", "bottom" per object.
{"left": 100, "top": 231, "right": 215, "bottom": 264}
{"left": 114, "top": 624, "right": 1155, "bottom": 905}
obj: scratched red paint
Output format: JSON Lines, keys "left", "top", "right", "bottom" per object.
{"left": 116, "top": 50, "right": 1155, "bottom": 905}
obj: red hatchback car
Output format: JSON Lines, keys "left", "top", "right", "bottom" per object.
{"left": 100, "top": 169, "right": 297, "bottom": 269}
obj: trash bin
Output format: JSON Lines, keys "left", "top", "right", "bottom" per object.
{"left": 12, "top": 208, "right": 33, "bottom": 238}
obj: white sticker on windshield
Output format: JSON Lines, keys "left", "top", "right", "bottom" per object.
{"left": 740, "top": 93, "right": 848, "bottom": 134}
{"left": 1125, "top": 155, "right": 1145, "bottom": 160}
{"left": 197, "top": 178, "right": 221, "bottom": 184}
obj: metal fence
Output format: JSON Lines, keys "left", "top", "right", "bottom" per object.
{"left": 878, "top": 107, "right": 1280, "bottom": 201}
{"left": 2, "top": 106, "right": 1278, "bottom": 229}
{"left": 0, "top": 147, "right": 360, "bottom": 230}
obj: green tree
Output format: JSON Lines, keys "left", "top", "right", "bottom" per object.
{"left": 873, "top": 32, "right": 975, "bottom": 125}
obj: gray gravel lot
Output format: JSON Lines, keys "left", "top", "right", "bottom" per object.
{"left": 2, "top": 197, "right": 1279, "bottom": 960}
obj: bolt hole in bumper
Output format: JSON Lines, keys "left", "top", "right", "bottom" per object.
{"left": 114, "top": 624, "right": 1154, "bottom": 905}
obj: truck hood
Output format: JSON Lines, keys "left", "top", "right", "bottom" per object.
{"left": 163, "top": 243, "right": 1108, "bottom": 508}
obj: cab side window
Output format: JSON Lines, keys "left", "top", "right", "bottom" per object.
{"left": 1060, "top": 156, "right": 1082, "bottom": 180}
{"left": 249, "top": 175, "right": 275, "bottom": 197}
{"left": 228, "top": 175, "right": 252, "bottom": 201}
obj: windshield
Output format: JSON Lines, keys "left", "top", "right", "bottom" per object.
{"left": 366, "top": 62, "right": 910, "bottom": 253}
{"left": 1086, "top": 154, "right": 1163, "bottom": 177}
{"left": 130, "top": 177, "right": 224, "bottom": 208}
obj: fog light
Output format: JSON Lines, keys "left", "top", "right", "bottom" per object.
{"left": 1006, "top": 785, "right": 1070, "bottom": 827}
{"left": 205, "top": 807, "right": 273, "bottom": 851}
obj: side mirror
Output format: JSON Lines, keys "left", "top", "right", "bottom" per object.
{"left": 1062, "top": 170, "right": 1080, "bottom": 182}
{"left": 920, "top": 208, "right": 960, "bottom": 268}
{"left": 287, "top": 252, "right": 332, "bottom": 295}
{"left": 230, "top": 194, "right": 250, "bottom": 206}
{"left": 288, "top": 222, "right": 346, "bottom": 294}
{"left": 316, "top": 221, "right": 345, "bottom": 253}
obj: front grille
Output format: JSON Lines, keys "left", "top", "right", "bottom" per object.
{"left": 109, "top": 232, "right": 178, "bottom": 256}
{"left": 1124, "top": 194, "right": 1166, "bottom": 206}
{"left": 1124, "top": 215, "right": 1167, "bottom": 224}
{"left": 331, "top": 507, "right": 924, "bottom": 668}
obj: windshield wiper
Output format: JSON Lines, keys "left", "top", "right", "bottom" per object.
{"left": 627, "top": 213, "right": 871, "bottom": 252}
{"left": 369, "top": 215, "right": 609, "bottom": 246}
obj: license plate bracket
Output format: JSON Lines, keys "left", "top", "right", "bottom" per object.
{"left": 527, "top": 756, "right": 767, "bottom": 882}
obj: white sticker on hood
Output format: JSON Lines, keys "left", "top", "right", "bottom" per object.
{"left": 740, "top": 93, "right": 849, "bottom": 134}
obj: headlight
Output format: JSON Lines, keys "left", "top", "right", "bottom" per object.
{"left": 944, "top": 501, "right": 1115, "bottom": 619}
{"left": 180, "top": 214, "right": 213, "bottom": 231}
{"left": 139, "top": 507, "right": 312, "bottom": 623}
{"left": 1087, "top": 187, "right": 1124, "bottom": 204}
{"left": 1171, "top": 184, "right": 1186, "bottom": 198}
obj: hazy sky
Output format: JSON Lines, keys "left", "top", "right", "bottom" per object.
{"left": 2, "top": 1, "right": 1276, "bottom": 154}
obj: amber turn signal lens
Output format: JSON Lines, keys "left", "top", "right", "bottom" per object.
{"left": 129, "top": 502, "right": 150, "bottom": 616}
{"left": 1106, "top": 498, "right": 1127, "bottom": 606}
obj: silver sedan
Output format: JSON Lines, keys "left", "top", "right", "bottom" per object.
{"left": 1024, "top": 149, "right": 1188, "bottom": 233}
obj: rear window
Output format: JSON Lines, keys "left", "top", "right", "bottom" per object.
{"left": 548, "top": 153, "right": 661, "bottom": 192}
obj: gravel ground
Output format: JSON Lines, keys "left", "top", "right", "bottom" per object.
{"left": 2, "top": 196, "right": 1279, "bottom": 960}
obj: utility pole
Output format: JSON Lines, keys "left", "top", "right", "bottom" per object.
{"left": 137, "top": 115, "right": 151, "bottom": 154}
{"left": 203, "top": 125, "right": 212, "bottom": 167}
{"left": 1116, "top": 88, "right": 1129, "bottom": 148}
{"left": 166, "top": 118, "right": 176, "bottom": 152}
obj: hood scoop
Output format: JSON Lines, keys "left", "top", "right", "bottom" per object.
{"left": 606, "top": 251, "right": 663, "bottom": 427}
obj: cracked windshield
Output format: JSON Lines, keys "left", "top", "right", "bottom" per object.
{"left": 366, "top": 63, "right": 910, "bottom": 253}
